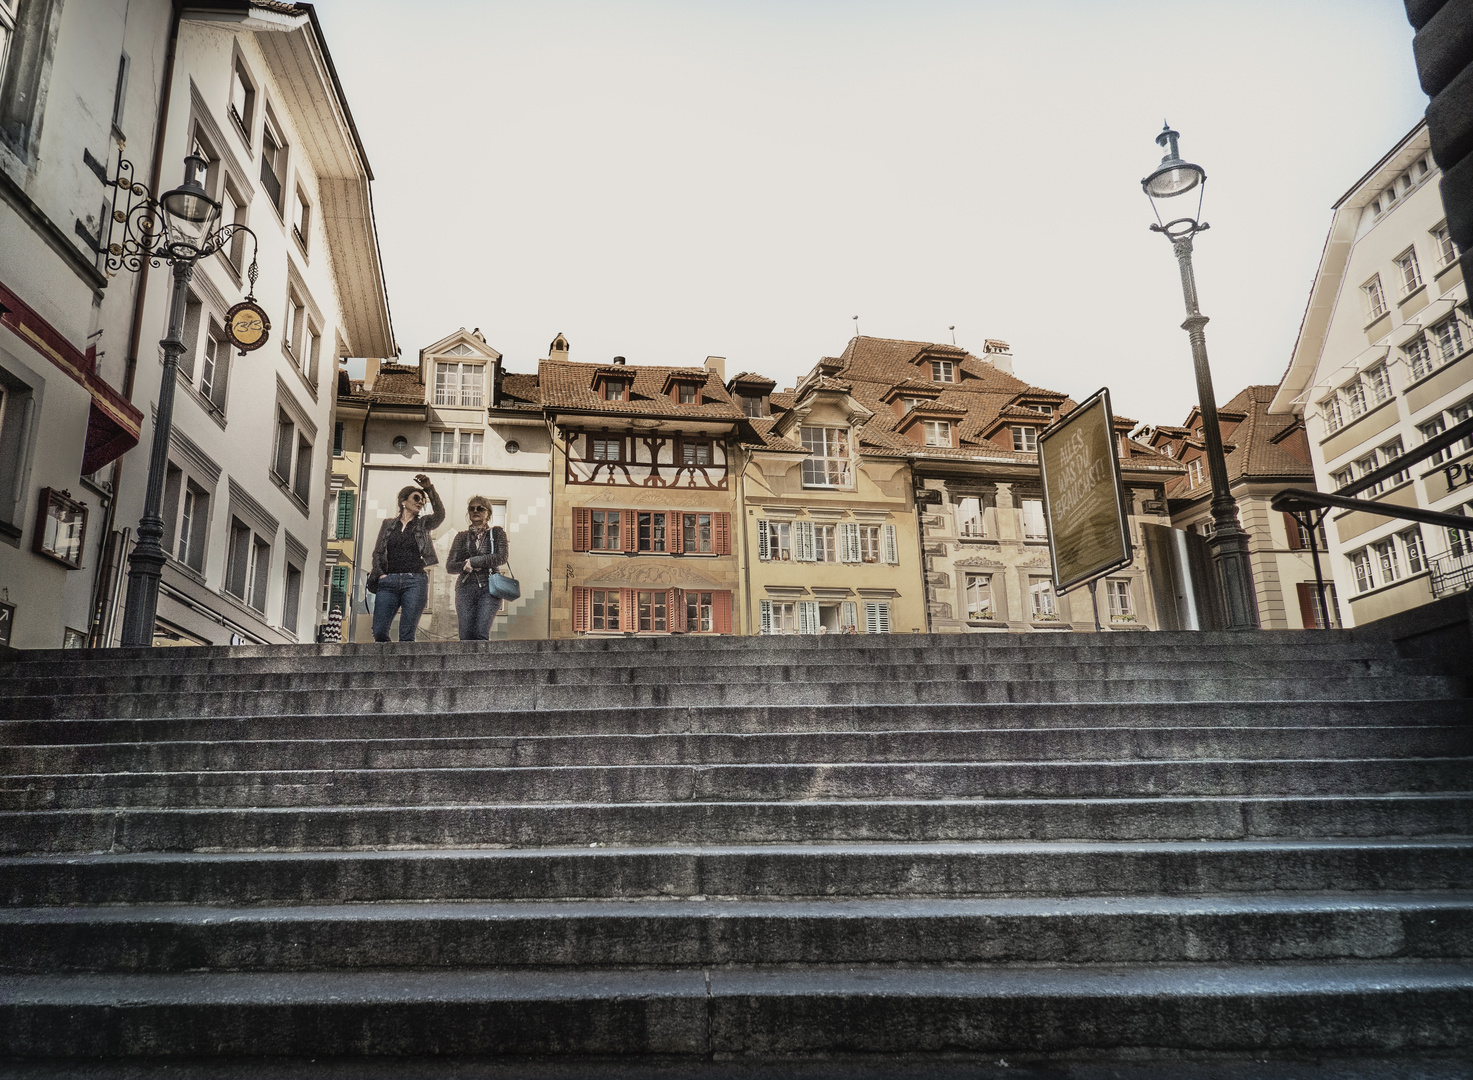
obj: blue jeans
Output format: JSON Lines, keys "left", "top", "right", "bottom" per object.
{"left": 372, "top": 572, "right": 429, "bottom": 642}
{"left": 456, "top": 580, "right": 502, "bottom": 640}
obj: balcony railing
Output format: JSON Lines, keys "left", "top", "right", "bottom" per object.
{"left": 1429, "top": 548, "right": 1473, "bottom": 598}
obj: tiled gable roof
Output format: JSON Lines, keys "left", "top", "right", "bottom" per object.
{"left": 367, "top": 364, "right": 424, "bottom": 405}
{"left": 537, "top": 359, "right": 744, "bottom": 419}
{"left": 1161, "top": 384, "right": 1313, "bottom": 499}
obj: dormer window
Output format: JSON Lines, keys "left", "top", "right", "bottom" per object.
{"left": 1029, "top": 404, "right": 1053, "bottom": 417}
{"left": 602, "top": 377, "right": 629, "bottom": 402}
{"left": 930, "top": 360, "right": 955, "bottom": 383}
{"left": 1012, "top": 425, "right": 1038, "bottom": 452}
{"left": 740, "top": 394, "right": 765, "bottom": 418}
{"left": 434, "top": 361, "right": 483, "bottom": 407}
{"left": 923, "top": 420, "right": 952, "bottom": 447}
{"left": 678, "top": 384, "right": 697, "bottom": 404}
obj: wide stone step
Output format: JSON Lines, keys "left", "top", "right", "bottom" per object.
{"left": 6, "top": 700, "right": 1467, "bottom": 748}
{"left": 7, "top": 758, "right": 1470, "bottom": 810}
{"left": 8, "top": 839, "right": 1470, "bottom": 905}
{"left": 6, "top": 676, "right": 1464, "bottom": 721}
{"left": 2, "top": 960, "right": 1470, "bottom": 1057}
{"left": 0, "top": 655, "right": 1429, "bottom": 692}
{"left": 8, "top": 724, "right": 1469, "bottom": 774}
{"left": 8, "top": 794, "right": 1473, "bottom": 854}
{"left": 4, "top": 893, "right": 1470, "bottom": 973}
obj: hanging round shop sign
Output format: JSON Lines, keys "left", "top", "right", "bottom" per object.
{"left": 224, "top": 300, "right": 271, "bottom": 354}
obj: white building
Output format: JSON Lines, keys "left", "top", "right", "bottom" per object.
{"left": 0, "top": 0, "right": 172, "bottom": 649}
{"left": 347, "top": 329, "right": 552, "bottom": 642}
{"left": 1272, "top": 119, "right": 1472, "bottom": 625}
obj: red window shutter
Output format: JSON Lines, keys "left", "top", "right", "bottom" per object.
{"left": 1284, "top": 512, "right": 1303, "bottom": 550}
{"left": 667, "top": 510, "right": 683, "bottom": 554}
{"left": 573, "top": 507, "right": 591, "bottom": 552}
{"left": 622, "top": 510, "right": 638, "bottom": 553}
{"left": 713, "top": 590, "right": 733, "bottom": 634}
{"left": 573, "top": 587, "right": 591, "bottom": 632}
{"left": 621, "top": 588, "right": 638, "bottom": 629}
{"left": 669, "top": 588, "right": 687, "bottom": 633}
{"left": 714, "top": 512, "right": 731, "bottom": 555}
{"left": 1296, "top": 582, "right": 1320, "bottom": 629}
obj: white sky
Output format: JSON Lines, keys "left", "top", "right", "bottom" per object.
{"left": 315, "top": 0, "right": 1427, "bottom": 428}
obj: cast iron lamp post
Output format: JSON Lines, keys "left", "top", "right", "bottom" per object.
{"left": 107, "top": 153, "right": 261, "bottom": 646}
{"left": 1142, "top": 122, "right": 1260, "bottom": 631}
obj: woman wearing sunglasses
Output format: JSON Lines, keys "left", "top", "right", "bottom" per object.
{"left": 367, "top": 472, "right": 445, "bottom": 642}
{"left": 446, "top": 495, "right": 509, "bottom": 640}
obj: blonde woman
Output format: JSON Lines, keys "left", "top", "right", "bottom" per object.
{"left": 446, "top": 495, "right": 509, "bottom": 640}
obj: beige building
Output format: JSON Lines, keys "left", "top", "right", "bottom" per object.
{"left": 1272, "top": 120, "right": 1472, "bottom": 624}
{"left": 541, "top": 339, "right": 744, "bottom": 638}
{"left": 1142, "top": 386, "right": 1335, "bottom": 629}
{"left": 733, "top": 364, "right": 925, "bottom": 636}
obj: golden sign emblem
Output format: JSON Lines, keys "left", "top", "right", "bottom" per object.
{"left": 224, "top": 300, "right": 271, "bottom": 353}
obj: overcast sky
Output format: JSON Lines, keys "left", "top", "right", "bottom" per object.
{"left": 315, "top": 0, "right": 1427, "bottom": 428}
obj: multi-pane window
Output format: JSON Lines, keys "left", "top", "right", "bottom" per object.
{"left": 637, "top": 511, "right": 667, "bottom": 553}
{"left": 1395, "top": 247, "right": 1422, "bottom": 294}
{"left": 1364, "top": 363, "right": 1392, "bottom": 405}
{"left": 1373, "top": 537, "right": 1401, "bottom": 584}
{"left": 1420, "top": 416, "right": 1450, "bottom": 465}
{"left": 812, "top": 523, "right": 837, "bottom": 562}
{"left": 1433, "top": 222, "right": 1458, "bottom": 268}
{"left": 1021, "top": 498, "right": 1047, "bottom": 540}
{"left": 434, "top": 362, "right": 483, "bottom": 407}
{"left": 1401, "top": 527, "right": 1426, "bottom": 574}
{"left": 1379, "top": 438, "right": 1409, "bottom": 489}
{"left": 590, "top": 589, "right": 620, "bottom": 631}
{"left": 1407, "top": 312, "right": 1472, "bottom": 381}
{"left": 1186, "top": 458, "right": 1205, "bottom": 487}
{"left": 1453, "top": 400, "right": 1473, "bottom": 452}
{"left": 1029, "top": 578, "right": 1058, "bottom": 621}
{"left": 683, "top": 513, "right": 713, "bottom": 553}
{"left": 930, "top": 360, "right": 954, "bottom": 383}
{"left": 760, "top": 520, "right": 792, "bottom": 561}
{"left": 765, "top": 601, "right": 796, "bottom": 634}
{"left": 1363, "top": 275, "right": 1387, "bottom": 319}
{"left": 741, "top": 394, "right": 764, "bottom": 418}
{"left": 590, "top": 436, "right": 622, "bottom": 462}
{"left": 1012, "top": 426, "right": 1038, "bottom": 452}
{"left": 677, "top": 383, "right": 697, "bottom": 404}
{"left": 687, "top": 591, "right": 714, "bottom": 632}
{"left": 1348, "top": 529, "right": 1429, "bottom": 594}
{"left": 1106, "top": 579, "right": 1134, "bottom": 621}
{"left": 163, "top": 464, "right": 210, "bottom": 573}
{"left": 225, "top": 516, "right": 270, "bottom": 612}
{"left": 429, "top": 430, "right": 483, "bottom": 465}
{"left": 1403, "top": 335, "right": 1434, "bottom": 382}
{"left": 956, "top": 496, "right": 985, "bottom": 537}
{"left": 964, "top": 573, "right": 993, "bottom": 621}
{"left": 602, "top": 378, "right": 628, "bottom": 402}
{"left": 1332, "top": 467, "right": 1354, "bottom": 491}
{"left": 923, "top": 420, "right": 951, "bottom": 447}
{"left": 229, "top": 59, "right": 255, "bottom": 137}
{"left": 800, "top": 426, "right": 851, "bottom": 488}
{"left": 1429, "top": 312, "right": 1466, "bottom": 366}
{"left": 273, "top": 409, "right": 296, "bottom": 483}
{"left": 637, "top": 590, "right": 667, "bottom": 632}
{"left": 197, "top": 323, "right": 229, "bottom": 414}
{"left": 260, "top": 121, "right": 284, "bottom": 209}
{"left": 857, "top": 525, "right": 882, "bottom": 563}
{"left": 681, "top": 440, "right": 712, "bottom": 466}
{"left": 590, "top": 510, "right": 621, "bottom": 551}
{"left": 1320, "top": 393, "right": 1344, "bottom": 433}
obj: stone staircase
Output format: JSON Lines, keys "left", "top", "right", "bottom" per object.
{"left": 1, "top": 630, "right": 1471, "bottom": 1067}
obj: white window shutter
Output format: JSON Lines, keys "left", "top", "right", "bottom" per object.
{"left": 877, "top": 601, "right": 891, "bottom": 632}
{"left": 795, "top": 520, "right": 816, "bottom": 562}
{"left": 839, "top": 522, "right": 859, "bottom": 563}
{"left": 798, "top": 600, "right": 818, "bottom": 635}
{"left": 757, "top": 520, "right": 770, "bottom": 561}
{"left": 842, "top": 600, "right": 857, "bottom": 632}
{"left": 883, "top": 523, "right": 899, "bottom": 564}
{"left": 864, "top": 601, "right": 879, "bottom": 634}
{"left": 759, "top": 599, "right": 773, "bottom": 635}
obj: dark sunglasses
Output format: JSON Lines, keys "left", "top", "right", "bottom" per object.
{"left": 407, "top": 493, "right": 425, "bottom": 504}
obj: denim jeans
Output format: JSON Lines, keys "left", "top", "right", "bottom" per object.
{"left": 372, "top": 572, "right": 429, "bottom": 642}
{"left": 456, "top": 580, "right": 502, "bottom": 640}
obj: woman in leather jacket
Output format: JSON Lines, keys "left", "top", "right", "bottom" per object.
{"left": 446, "top": 494, "right": 509, "bottom": 640}
{"left": 368, "top": 473, "right": 445, "bottom": 642}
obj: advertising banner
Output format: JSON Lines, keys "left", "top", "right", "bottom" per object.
{"left": 1038, "top": 387, "right": 1133, "bottom": 594}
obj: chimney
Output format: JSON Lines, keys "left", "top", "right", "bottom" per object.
{"left": 983, "top": 339, "right": 1013, "bottom": 376}
{"left": 612, "top": 355, "right": 626, "bottom": 365}
{"left": 704, "top": 355, "right": 726, "bottom": 382}
{"left": 364, "top": 358, "right": 381, "bottom": 390}
{"left": 549, "top": 333, "right": 570, "bottom": 362}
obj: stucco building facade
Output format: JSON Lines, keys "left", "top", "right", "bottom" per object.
{"left": 1272, "top": 120, "right": 1472, "bottom": 625}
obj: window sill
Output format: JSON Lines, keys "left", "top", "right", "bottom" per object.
{"left": 282, "top": 345, "right": 319, "bottom": 402}
{"left": 1331, "top": 477, "right": 1418, "bottom": 522}
{"left": 1363, "top": 310, "right": 1390, "bottom": 334}
{"left": 1351, "top": 568, "right": 1431, "bottom": 601}
{"left": 1403, "top": 344, "right": 1473, "bottom": 395}
{"left": 1435, "top": 258, "right": 1462, "bottom": 282}
{"left": 269, "top": 470, "right": 312, "bottom": 518}
{"left": 1319, "top": 394, "right": 1397, "bottom": 448}
{"left": 293, "top": 228, "right": 309, "bottom": 263}
{"left": 1398, "top": 283, "right": 1428, "bottom": 308}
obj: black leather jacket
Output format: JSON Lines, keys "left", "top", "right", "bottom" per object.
{"left": 447, "top": 526, "right": 508, "bottom": 587}
{"left": 370, "top": 485, "right": 446, "bottom": 575}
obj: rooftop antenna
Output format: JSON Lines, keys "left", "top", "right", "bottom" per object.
{"left": 852, "top": 314, "right": 859, "bottom": 338}
{"left": 949, "top": 325, "right": 956, "bottom": 345}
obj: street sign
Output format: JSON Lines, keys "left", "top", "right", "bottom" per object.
{"left": 1038, "top": 387, "right": 1133, "bottom": 594}
{"left": 224, "top": 300, "right": 271, "bottom": 353}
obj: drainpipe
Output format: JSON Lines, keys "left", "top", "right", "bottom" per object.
{"left": 90, "top": 0, "right": 183, "bottom": 647}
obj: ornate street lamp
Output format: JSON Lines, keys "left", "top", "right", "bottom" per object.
{"left": 1142, "top": 122, "right": 1260, "bottom": 631}
{"left": 106, "top": 153, "right": 268, "bottom": 646}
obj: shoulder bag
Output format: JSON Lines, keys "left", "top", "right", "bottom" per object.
{"left": 489, "top": 559, "right": 520, "bottom": 601}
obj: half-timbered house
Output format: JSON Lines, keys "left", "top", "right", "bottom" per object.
{"left": 541, "top": 340, "right": 745, "bottom": 637}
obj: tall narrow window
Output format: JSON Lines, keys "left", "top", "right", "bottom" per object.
{"left": 335, "top": 490, "right": 355, "bottom": 540}
{"left": 1430, "top": 314, "right": 1466, "bottom": 365}
{"left": 225, "top": 517, "right": 252, "bottom": 600}
{"left": 1404, "top": 335, "right": 1433, "bottom": 381}
{"left": 293, "top": 434, "right": 312, "bottom": 502}
{"left": 1395, "top": 247, "right": 1422, "bottom": 295}
{"left": 1401, "top": 527, "right": 1426, "bottom": 574}
{"left": 1106, "top": 579, "right": 1134, "bottom": 621}
{"left": 1029, "top": 578, "right": 1058, "bottom": 621}
{"left": 110, "top": 52, "right": 129, "bottom": 134}
{"left": 260, "top": 122, "right": 284, "bottom": 209}
{"left": 687, "top": 591, "right": 714, "bottom": 632}
{"left": 293, "top": 187, "right": 311, "bottom": 251}
{"left": 1364, "top": 363, "right": 1392, "bottom": 405}
{"left": 282, "top": 563, "right": 302, "bottom": 634}
{"left": 229, "top": 59, "right": 255, "bottom": 139}
{"left": 956, "top": 496, "right": 985, "bottom": 537}
{"left": 1021, "top": 499, "right": 1047, "bottom": 540}
{"left": 1433, "top": 222, "right": 1458, "bottom": 268}
{"left": 273, "top": 410, "right": 295, "bottom": 481}
{"left": 1362, "top": 275, "right": 1387, "bottom": 319}
{"left": 1420, "top": 416, "right": 1449, "bottom": 465}
{"left": 637, "top": 590, "right": 667, "bottom": 632}
{"left": 964, "top": 573, "right": 993, "bottom": 621}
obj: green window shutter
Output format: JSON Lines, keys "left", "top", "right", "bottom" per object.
{"left": 336, "top": 491, "right": 355, "bottom": 539}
